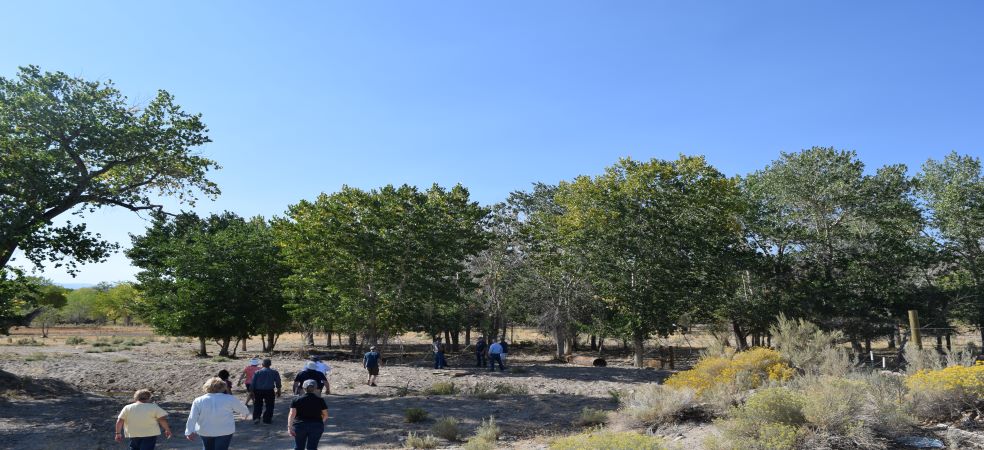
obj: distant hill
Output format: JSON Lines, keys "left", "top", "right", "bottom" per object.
{"left": 57, "top": 282, "right": 96, "bottom": 290}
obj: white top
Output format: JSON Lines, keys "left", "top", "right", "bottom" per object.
{"left": 184, "top": 393, "right": 250, "bottom": 437}
{"left": 489, "top": 342, "right": 504, "bottom": 354}
{"left": 316, "top": 361, "right": 330, "bottom": 374}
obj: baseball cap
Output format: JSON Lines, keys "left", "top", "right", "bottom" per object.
{"left": 302, "top": 379, "right": 318, "bottom": 389}
{"left": 249, "top": 358, "right": 260, "bottom": 366}
{"left": 305, "top": 361, "right": 317, "bottom": 370}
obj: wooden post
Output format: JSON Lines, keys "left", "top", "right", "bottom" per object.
{"left": 668, "top": 345, "right": 675, "bottom": 370}
{"left": 908, "top": 310, "right": 922, "bottom": 350}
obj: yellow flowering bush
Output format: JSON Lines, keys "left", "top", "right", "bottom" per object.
{"left": 906, "top": 364, "right": 984, "bottom": 421}
{"left": 665, "top": 348, "right": 795, "bottom": 395}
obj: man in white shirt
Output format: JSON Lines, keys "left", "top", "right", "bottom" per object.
{"left": 185, "top": 377, "right": 251, "bottom": 450}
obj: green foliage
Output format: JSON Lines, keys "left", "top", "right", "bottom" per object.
{"left": 127, "top": 212, "right": 291, "bottom": 356}
{"left": 621, "top": 385, "right": 696, "bottom": 425}
{"left": 423, "top": 382, "right": 457, "bottom": 396}
{"left": 769, "top": 315, "right": 850, "bottom": 376}
{"left": 473, "top": 416, "right": 500, "bottom": 443}
{"left": 64, "top": 336, "right": 85, "bottom": 345}
{"left": 0, "top": 66, "right": 217, "bottom": 326}
{"left": 404, "top": 408, "right": 428, "bottom": 423}
{"left": 573, "top": 407, "right": 608, "bottom": 427}
{"left": 430, "top": 417, "right": 460, "bottom": 441}
{"left": 550, "top": 431, "right": 665, "bottom": 450}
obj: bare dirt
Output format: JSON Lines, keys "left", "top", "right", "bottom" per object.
{"left": 0, "top": 328, "right": 679, "bottom": 449}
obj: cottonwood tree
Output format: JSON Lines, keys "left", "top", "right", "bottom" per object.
{"left": 0, "top": 66, "right": 217, "bottom": 328}
{"left": 743, "top": 148, "right": 924, "bottom": 350}
{"left": 918, "top": 152, "right": 984, "bottom": 345}
{"left": 128, "top": 212, "right": 290, "bottom": 356}
{"left": 556, "top": 156, "right": 745, "bottom": 367}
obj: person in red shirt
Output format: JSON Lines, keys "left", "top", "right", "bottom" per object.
{"left": 236, "top": 358, "right": 262, "bottom": 407}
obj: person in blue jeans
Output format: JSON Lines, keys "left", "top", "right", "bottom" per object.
{"left": 288, "top": 379, "right": 329, "bottom": 450}
{"left": 250, "top": 358, "right": 282, "bottom": 424}
{"left": 433, "top": 338, "right": 447, "bottom": 369}
{"left": 488, "top": 340, "right": 505, "bottom": 371}
{"left": 185, "top": 377, "right": 251, "bottom": 450}
{"left": 474, "top": 337, "right": 487, "bottom": 367}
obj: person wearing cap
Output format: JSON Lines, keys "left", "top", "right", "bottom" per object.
{"left": 363, "top": 346, "right": 380, "bottom": 386}
{"left": 292, "top": 361, "right": 327, "bottom": 395}
{"left": 249, "top": 359, "right": 282, "bottom": 424}
{"left": 184, "top": 377, "right": 251, "bottom": 450}
{"left": 236, "top": 358, "right": 261, "bottom": 407}
{"left": 432, "top": 337, "right": 447, "bottom": 369}
{"left": 115, "top": 389, "right": 172, "bottom": 450}
{"left": 307, "top": 355, "right": 330, "bottom": 375}
{"left": 288, "top": 379, "right": 328, "bottom": 450}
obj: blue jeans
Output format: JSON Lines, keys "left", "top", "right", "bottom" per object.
{"left": 489, "top": 353, "right": 504, "bottom": 371}
{"left": 201, "top": 434, "right": 233, "bottom": 450}
{"left": 434, "top": 351, "right": 446, "bottom": 369}
{"left": 128, "top": 436, "right": 157, "bottom": 450}
{"left": 293, "top": 421, "right": 325, "bottom": 450}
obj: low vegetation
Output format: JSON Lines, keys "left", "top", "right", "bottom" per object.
{"left": 573, "top": 407, "right": 609, "bottom": 427}
{"left": 404, "top": 407, "right": 428, "bottom": 423}
{"left": 550, "top": 431, "right": 665, "bottom": 450}
{"left": 430, "top": 417, "right": 460, "bottom": 441}
{"left": 404, "top": 431, "right": 438, "bottom": 449}
{"left": 423, "top": 382, "right": 457, "bottom": 396}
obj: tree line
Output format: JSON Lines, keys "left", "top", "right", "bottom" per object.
{"left": 2, "top": 67, "right": 982, "bottom": 364}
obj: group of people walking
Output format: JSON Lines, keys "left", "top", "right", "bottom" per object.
{"left": 114, "top": 356, "right": 331, "bottom": 450}
{"left": 114, "top": 341, "right": 511, "bottom": 449}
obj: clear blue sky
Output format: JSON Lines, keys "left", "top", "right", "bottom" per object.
{"left": 3, "top": 1, "right": 982, "bottom": 285}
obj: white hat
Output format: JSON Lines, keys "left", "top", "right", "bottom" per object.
{"left": 249, "top": 358, "right": 261, "bottom": 366}
{"left": 301, "top": 379, "right": 318, "bottom": 389}
{"left": 304, "top": 361, "right": 317, "bottom": 370}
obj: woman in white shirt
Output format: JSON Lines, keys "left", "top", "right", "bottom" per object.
{"left": 185, "top": 377, "right": 251, "bottom": 450}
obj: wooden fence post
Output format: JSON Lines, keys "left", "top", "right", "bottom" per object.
{"left": 908, "top": 310, "right": 922, "bottom": 350}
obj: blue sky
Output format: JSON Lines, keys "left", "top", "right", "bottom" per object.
{"left": 2, "top": 1, "right": 982, "bottom": 284}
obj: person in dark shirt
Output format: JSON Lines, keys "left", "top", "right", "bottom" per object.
{"left": 432, "top": 338, "right": 447, "bottom": 369}
{"left": 475, "top": 337, "right": 487, "bottom": 367}
{"left": 292, "top": 362, "right": 327, "bottom": 395}
{"left": 288, "top": 379, "right": 328, "bottom": 450}
{"left": 250, "top": 359, "right": 282, "bottom": 424}
{"left": 363, "top": 346, "right": 380, "bottom": 386}
{"left": 216, "top": 369, "right": 233, "bottom": 394}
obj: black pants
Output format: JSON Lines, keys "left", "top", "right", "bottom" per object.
{"left": 476, "top": 352, "right": 486, "bottom": 367}
{"left": 253, "top": 389, "right": 275, "bottom": 423}
{"left": 489, "top": 353, "right": 504, "bottom": 371}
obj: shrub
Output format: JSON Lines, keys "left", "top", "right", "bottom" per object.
{"left": 769, "top": 314, "right": 848, "bottom": 376}
{"left": 574, "top": 407, "right": 609, "bottom": 427}
{"left": 113, "top": 357, "right": 129, "bottom": 363}
{"left": 906, "top": 364, "right": 984, "bottom": 421}
{"left": 65, "top": 336, "right": 86, "bottom": 345}
{"left": 464, "top": 382, "right": 527, "bottom": 399}
{"left": 861, "top": 372, "right": 914, "bottom": 437}
{"left": 903, "top": 346, "right": 943, "bottom": 375}
{"left": 708, "top": 388, "right": 806, "bottom": 450}
{"left": 705, "top": 422, "right": 801, "bottom": 450}
{"left": 424, "top": 382, "right": 457, "bottom": 396}
{"left": 212, "top": 356, "right": 230, "bottom": 362}
{"left": 24, "top": 352, "right": 47, "bottom": 361}
{"left": 404, "top": 432, "right": 438, "bottom": 449}
{"left": 15, "top": 338, "right": 44, "bottom": 346}
{"left": 431, "top": 417, "right": 460, "bottom": 441}
{"left": 473, "top": 416, "right": 500, "bottom": 443}
{"left": 404, "top": 408, "right": 428, "bottom": 423}
{"left": 462, "top": 439, "right": 496, "bottom": 450}
{"left": 737, "top": 387, "right": 805, "bottom": 426}
{"left": 665, "top": 347, "right": 794, "bottom": 396}
{"left": 551, "top": 431, "right": 665, "bottom": 450}
{"left": 621, "top": 385, "right": 696, "bottom": 424}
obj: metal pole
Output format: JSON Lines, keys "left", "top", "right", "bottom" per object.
{"left": 908, "top": 310, "right": 922, "bottom": 350}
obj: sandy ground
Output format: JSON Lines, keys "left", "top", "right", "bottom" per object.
{"left": 0, "top": 329, "right": 678, "bottom": 449}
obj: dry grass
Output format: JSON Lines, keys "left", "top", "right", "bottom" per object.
{"left": 431, "top": 417, "right": 460, "bottom": 441}
{"left": 621, "top": 385, "right": 697, "bottom": 425}
{"left": 404, "top": 432, "right": 439, "bottom": 449}
{"left": 573, "top": 407, "right": 609, "bottom": 427}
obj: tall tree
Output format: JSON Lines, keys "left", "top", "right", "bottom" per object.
{"left": 0, "top": 66, "right": 218, "bottom": 329}
{"left": 918, "top": 152, "right": 984, "bottom": 345}
{"left": 128, "top": 212, "right": 290, "bottom": 356}
{"left": 556, "top": 156, "right": 744, "bottom": 367}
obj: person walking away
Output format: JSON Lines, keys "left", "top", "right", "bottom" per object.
{"left": 293, "top": 361, "right": 327, "bottom": 395}
{"left": 474, "top": 337, "right": 487, "bottom": 367}
{"left": 499, "top": 339, "right": 510, "bottom": 366}
{"left": 250, "top": 359, "right": 282, "bottom": 424}
{"left": 115, "top": 389, "right": 172, "bottom": 450}
{"left": 288, "top": 379, "right": 329, "bottom": 450}
{"left": 432, "top": 338, "right": 447, "bottom": 369}
{"left": 236, "top": 358, "right": 261, "bottom": 406}
{"left": 185, "top": 377, "right": 251, "bottom": 450}
{"left": 216, "top": 370, "right": 233, "bottom": 394}
{"left": 363, "top": 346, "right": 381, "bottom": 386}
{"left": 488, "top": 340, "right": 505, "bottom": 371}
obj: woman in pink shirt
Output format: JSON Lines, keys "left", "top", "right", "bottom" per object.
{"left": 236, "top": 358, "right": 261, "bottom": 407}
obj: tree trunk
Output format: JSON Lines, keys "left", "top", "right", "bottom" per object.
{"left": 945, "top": 333, "right": 952, "bottom": 351}
{"left": 571, "top": 333, "right": 580, "bottom": 352}
{"left": 888, "top": 331, "right": 896, "bottom": 349}
{"left": 230, "top": 337, "right": 241, "bottom": 357}
{"left": 936, "top": 334, "right": 944, "bottom": 352}
{"left": 590, "top": 335, "right": 597, "bottom": 351}
{"left": 444, "top": 330, "right": 451, "bottom": 350}
{"left": 554, "top": 326, "right": 566, "bottom": 360}
{"left": 732, "top": 321, "right": 748, "bottom": 351}
{"left": 218, "top": 337, "right": 232, "bottom": 356}
{"left": 304, "top": 329, "right": 315, "bottom": 346}
{"left": 198, "top": 337, "right": 208, "bottom": 356}
{"left": 598, "top": 336, "right": 605, "bottom": 355}
{"left": 633, "top": 334, "right": 645, "bottom": 368}
{"left": 451, "top": 329, "right": 460, "bottom": 352}
{"left": 465, "top": 326, "right": 471, "bottom": 346}
{"left": 349, "top": 333, "right": 358, "bottom": 355}
{"left": 864, "top": 338, "right": 872, "bottom": 354}
{"left": 326, "top": 329, "right": 332, "bottom": 347}
{"left": 242, "top": 336, "right": 247, "bottom": 351}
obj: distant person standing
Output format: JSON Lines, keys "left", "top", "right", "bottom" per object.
{"left": 363, "top": 346, "right": 381, "bottom": 386}
{"left": 293, "top": 362, "right": 327, "bottom": 395}
{"left": 500, "top": 339, "right": 510, "bottom": 366}
{"left": 216, "top": 370, "right": 233, "bottom": 394}
{"left": 474, "top": 337, "right": 487, "bottom": 367}
{"left": 288, "top": 379, "right": 329, "bottom": 450}
{"left": 184, "top": 378, "right": 251, "bottom": 450}
{"left": 432, "top": 337, "right": 447, "bottom": 369}
{"left": 115, "top": 389, "right": 172, "bottom": 450}
{"left": 250, "top": 359, "right": 282, "bottom": 424}
{"left": 236, "top": 358, "right": 261, "bottom": 407}
{"left": 488, "top": 340, "right": 505, "bottom": 371}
